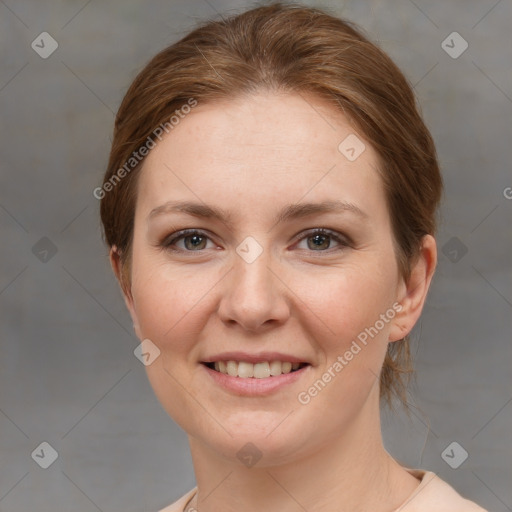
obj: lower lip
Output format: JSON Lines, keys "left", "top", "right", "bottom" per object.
{"left": 201, "top": 364, "right": 311, "bottom": 396}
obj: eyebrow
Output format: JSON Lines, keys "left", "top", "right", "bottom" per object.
{"left": 148, "top": 199, "right": 368, "bottom": 226}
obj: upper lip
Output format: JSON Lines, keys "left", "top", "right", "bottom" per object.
{"left": 201, "top": 351, "right": 310, "bottom": 364}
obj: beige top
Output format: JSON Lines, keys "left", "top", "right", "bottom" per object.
{"left": 159, "top": 468, "right": 488, "bottom": 511}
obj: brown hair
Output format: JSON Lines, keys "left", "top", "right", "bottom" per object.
{"left": 100, "top": 1, "right": 442, "bottom": 407}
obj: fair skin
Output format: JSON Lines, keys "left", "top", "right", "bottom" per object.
{"left": 110, "top": 91, "right": 437, "bottom": 512}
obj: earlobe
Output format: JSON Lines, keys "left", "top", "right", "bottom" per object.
{"left": 109, "top": 246, "right": 142, "bottom": 339}
{"left": 388, "top": 235, "right": 437, "bottom": 342}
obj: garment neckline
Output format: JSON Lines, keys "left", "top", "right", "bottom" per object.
{"left": 180, "top": 468, "right": 434, "bottom": 512}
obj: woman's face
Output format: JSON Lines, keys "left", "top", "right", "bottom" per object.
{"left": 120, "top": 92, "right": 422, "bottom": 464}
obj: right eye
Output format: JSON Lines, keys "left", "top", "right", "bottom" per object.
{"left": 161, "top": 229, "right": 217, "bottom": 252}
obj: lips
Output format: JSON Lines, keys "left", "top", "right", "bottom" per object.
{"left": 201, "top": 360, "right": 311, "bottom": 395}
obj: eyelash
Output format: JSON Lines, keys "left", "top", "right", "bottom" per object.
{"left": 160, "top": 228, "right": 350, "bottom": 255}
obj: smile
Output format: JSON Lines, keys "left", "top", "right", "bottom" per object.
{"left": 201, "top": 360, "right": 311, "bottom": 396}
{"left": 203, "top": 360, "right": 309, "bottom": 378}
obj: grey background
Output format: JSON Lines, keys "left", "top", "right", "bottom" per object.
{"left": 0, "top": 0, "right": 511, "bottom": 511}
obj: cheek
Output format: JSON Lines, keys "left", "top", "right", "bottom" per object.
{"left": 129, "top": 264, "right": 219, "bottom": 432}
{"left": 129, "top": 249, "right": 227, "bottom": 368}
{"left": 132, "top": 271, "right": 210, "bottom": 344}
{"left": 292, "top": 264, "right": 398, "bottom": 346}
{"left": 293, "top": 271, "right": 395, "bottom": 421}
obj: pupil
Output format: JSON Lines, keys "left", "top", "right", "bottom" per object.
{"left": 309, "top": 234, "right": 329, "bottom": 250}
{"left": 186, "top": 235, "right": 205, "bottom": 250}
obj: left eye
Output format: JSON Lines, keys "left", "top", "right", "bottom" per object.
{"left": 294, "top": 229, "right": 347, "bottom": 251}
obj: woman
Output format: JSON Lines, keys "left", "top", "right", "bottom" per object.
{"left": 99, "top": 3, "right": 487, "bottom": 511}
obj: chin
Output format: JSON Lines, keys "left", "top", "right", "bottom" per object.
{"left": 190, "top": 418, "right": 315, "bottom": 468}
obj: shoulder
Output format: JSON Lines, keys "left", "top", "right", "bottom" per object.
{"left": 397, "top": 469, "right": 488, "bottom": 512}
{"left": 158, "top": 487, "right": 197, "bottom": 512}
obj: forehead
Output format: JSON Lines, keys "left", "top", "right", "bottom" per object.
{"left": 136, "top": 92, "right": 387, "bottom": 223}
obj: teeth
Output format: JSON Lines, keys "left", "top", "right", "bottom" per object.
{"left": 238, "top": 361, "right": 254, "bottom": 378}
{"left": 226, "top": 360, "right": 238, "bottom": 377}
{"left": 253, "top": 362, "right": 270, "bottom": 378}
{"left": 270, "top": 360, "right": 282, "bottom": 376}
{"left": 210, "top": 360, "right": 305, "bottom": 378}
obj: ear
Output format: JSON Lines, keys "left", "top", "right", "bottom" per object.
{"left": 388, "top": 234, "right": 437, "bottom": 342}
{"left": 109, "top": 246, "right": 142, "bottom": 340}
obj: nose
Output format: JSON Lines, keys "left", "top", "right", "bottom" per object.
{"left": 217, "top": 243, "right": 291, "bottom": 332}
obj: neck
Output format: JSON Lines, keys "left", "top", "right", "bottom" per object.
{"left": 186, "top": 387, "right": 419, "bottom": 512}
